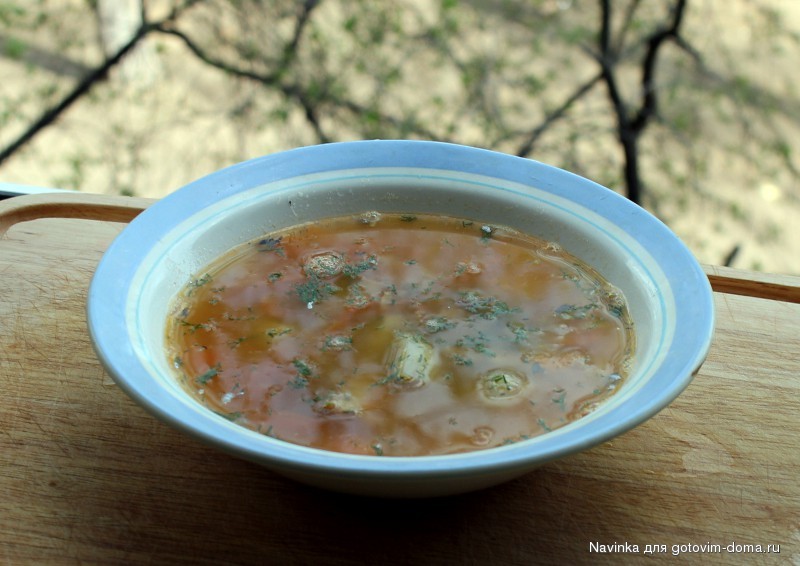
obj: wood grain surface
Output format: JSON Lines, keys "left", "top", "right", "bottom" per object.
{"left": 0, "top": 194, "right": 798, "bottom": 565}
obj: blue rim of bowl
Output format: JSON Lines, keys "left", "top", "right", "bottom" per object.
{"left": 87, "top": 140, "right": 714, "bottom": 480}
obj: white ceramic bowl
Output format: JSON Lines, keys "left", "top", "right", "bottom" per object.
{"left": 87, "top": 141, "right": 714, "bottom": 497}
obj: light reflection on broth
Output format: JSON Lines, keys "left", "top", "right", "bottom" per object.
{"left": 166, "top": 212, "right": 634, "bottom": 456}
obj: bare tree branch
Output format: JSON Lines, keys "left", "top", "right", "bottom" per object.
{"left": 515, "top": 71, "right": 603, "bottom": 158}
{"left": 595, "top": 0, "right": 689, "bottom": 203}
{"left": 155, "top": 23, "right": 333, "bottom": 142}
{"left": 156, "top": 6, "right": 445, "bottom": 144}
{"left": 283, "top": 0, "right": 321, "bottom": 65}
{"left": 597, "top": 0, "right": 628, "bottom": 125}
{"left": 155, "top": 1, "right": 327, "bottom": 141}
{"left": 614, "top": 0, "right": 643, "bottom": 55}
{"left": 630, "top": 0, "right": 687, "bottom": 131}
{"left": 0, "top": 0, "right": 203, "bottom": 167}
{"left": 0, "top": 25, "right": 150, "bottom": 167}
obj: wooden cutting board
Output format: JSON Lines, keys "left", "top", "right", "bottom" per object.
{"left": 0, "top": 193, "right": 798, "bottom": 565}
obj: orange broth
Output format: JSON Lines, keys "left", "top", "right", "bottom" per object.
{"left": 166, "top": 212, "right": 634, "bottom": 456}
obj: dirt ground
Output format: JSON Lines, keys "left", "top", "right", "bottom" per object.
{"left": 1, "top": 0, "right": 798, "bottom": 275}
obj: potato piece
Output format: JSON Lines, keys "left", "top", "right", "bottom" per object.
{"left": 479, "top": 369, "right": 528, "bottom": 400}
{"left": 312, "top": 391, "right": 361, "bottom": 416}
{"left": 385, "top": 333, "right": 435, "bottom": 389}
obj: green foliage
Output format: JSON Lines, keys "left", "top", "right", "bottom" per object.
{"left": 0, "top": 1, "right": 25, "bottom": 26}
{"left": 3, "top": 36, "right": 27, "bottom": 59}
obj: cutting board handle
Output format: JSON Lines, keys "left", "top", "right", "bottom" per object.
{"left": 704, "top": 264, "right": 800, "bottom": 304}
{"left": 0, "top": 192, "right": 152, "bottom": 237}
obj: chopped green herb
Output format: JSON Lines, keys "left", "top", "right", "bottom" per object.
{"left": 374, "top": 370, "right": 401, "bottom": 387}
{"left": 191, "top": 273, "right": 212, "bottom": 288}
{"left": 423, "top": 316, "right": 457, "bottom": 333}
{"left": 268, "top": 272, "right": 283, "bottom": 283}
{"left": 293, "top": 275, "right": 340, "bottom": 307}
{"left": 223, "top": 312, "right": 256, "bottom": 321}
{"left": 180, "top": 320, "right": 211, "bottom": 333}
{"left": 400, "top": 215, "right": 417, "bottom": 222}
{"left": 196, "top": 364, "right": 220, "bottom": 385}
{"left": 288, "top": 362, "right": 314, "bottom": 391}
{"left": 552, "top": 390, "right": 567, "bottom": 411}
{"left": 266, "top": 327, "right": 292, "bottom": 338}
{"left": 342, "top": 255, "right": 378, "bottom": 278}
{"left": 256, "top": 237, "right": 284, "bottom": 254}
{"left": 292, "top": 358, "right": 314, "bottom": 377}
{"left": 372, "top": 443, "right": 384, "bottom": 456}
{"left": 288, "top": 375, "right": 309, "bottom": 389}
{"left": 538, "top": 418, "right": 552, "bottom": 432}
{"left": 380, "top": 284, "right": 399, "bottom": 305}
{"left": 506, "top": 321, "right": 529, "bottom": 343}
{"left": 456, "top": 332, "right": 496, "bottom": 357}
{"left": 455, "top": 291, "right": 518, "bottom": 319}
{"left": 451, "top": 353, "right": 473, "bottom": 366}
{"left": 418, "top": 280, "right": 437, "bottom": 296}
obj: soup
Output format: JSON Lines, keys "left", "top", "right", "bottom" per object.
{"left": 166, "top": 212, "right": 634, "bottom": 456}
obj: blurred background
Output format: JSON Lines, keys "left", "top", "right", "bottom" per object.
{"left": 1, "top": 0, "right": 798, "bottom": 274}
